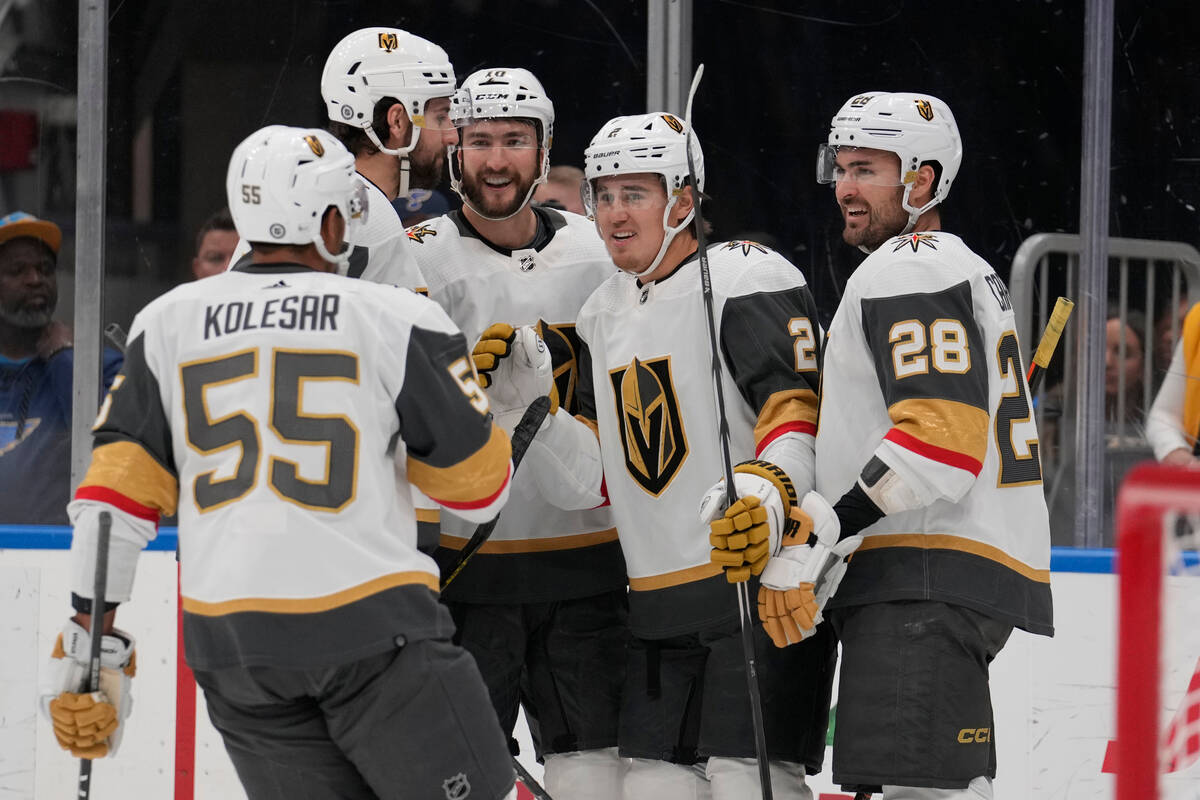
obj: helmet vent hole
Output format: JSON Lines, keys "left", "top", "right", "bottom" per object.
{"left": 348, "top": 62, "right": 361, "bottom": 75}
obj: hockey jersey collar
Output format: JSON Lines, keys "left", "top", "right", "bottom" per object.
{"left": 231, "top": 262, "right": 318, "bottom": 274}
{"left": 635, "top": 244, "right": 702, "bottom": 288}
{"left": 448, "top": 205, "right": 566, "bottom": 257}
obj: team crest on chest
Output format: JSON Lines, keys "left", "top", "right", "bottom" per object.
{"left": 538, "top": 321, "right": 581, "bottom": 413}
{"left": 892, "top": 232, "right": 939, "bottom": 253}
{"left": 406, "top": 224, "right": 437, "bottom": 244}
{"left": 609, "top": 355, "right": 688, "bottom": 496}
{"left": 723, "top": 240, "right": 769, "bottom": 257}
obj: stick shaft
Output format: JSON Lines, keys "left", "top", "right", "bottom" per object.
{"left": 79, "top": 510, "right": 113, "bottom": 799}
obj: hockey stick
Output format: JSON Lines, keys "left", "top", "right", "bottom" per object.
{"left": 78, "top": 510, "right": 112, "bottom": 800}
{"left": 684, "top": 64, "right": 774, "bottom": 800}
{"left": 513, "top": 757, "right": 554, "bottom": 800}
{"left": 1026, "top": 296, "right": 1075, "bottom": 393}
{"left": 440, "top": 395, "right": 554, "bottom": 590}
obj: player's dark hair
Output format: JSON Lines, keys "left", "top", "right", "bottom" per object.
{"left": 329, "top": 96, "right": 402, "bottom": 157}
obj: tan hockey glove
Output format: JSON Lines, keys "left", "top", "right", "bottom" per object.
{"left": 700, "top": 460, "right": 802, "bottom": 583}
{"left": 39, "top": 620, "right": 136, "bottom": 758}
{"left": 471, "top": 323, "right": 559, "bottom": 434}
{"left": 757, "top": 491, "right": 863, "bottom": 647}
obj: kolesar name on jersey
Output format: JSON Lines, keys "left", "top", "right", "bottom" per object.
{"left": 203, "top": 293, "right": 340, "bottom": 339}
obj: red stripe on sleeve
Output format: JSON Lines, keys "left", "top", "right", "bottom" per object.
{"left": 884, "top": 428, "right": 983, "bottom": 476}
{"left": 73, "top": 485, "right": 161, "bottom": 523}
{"left": 756, "top": 421, "right": 817, "bottom": 457}
{"left": 593, "top": 475, "right": 611, "bottom": 509}
{"left": 433, "top": 465, "right": 512, "bottom": 511}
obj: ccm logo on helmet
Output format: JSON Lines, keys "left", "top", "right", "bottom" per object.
{"left": 957, "top": 728, "right": 991, "bottom": 744}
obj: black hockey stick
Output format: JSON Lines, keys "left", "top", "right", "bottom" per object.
{"left": 513, "top": 757, "right": 554, "bottom": 800}
{"left": 440, "top": 395, "right": 554, "bottom": 590}
{"left": 684, "top": 64, "right": 774, "bottom": 799}
{"left": 79, "top": 510, "right": 112, "bottom": 800}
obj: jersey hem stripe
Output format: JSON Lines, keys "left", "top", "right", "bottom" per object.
{"left": 884, "top": 427, "right": 983, "bottom": 476}
{"left": 628, "top": 562, "right": 724, "bottom": 591}
{"left": 73, "top": 485, "right": 160, "bottom": 523}
{"left": 438, "top": 527, "right": 619, "bottom": 554}
{"left": 855, "top": 532, "right": 1050, "bottom": 583}
{"left": 181, "top": 570, "right": 440, "bottom": 615}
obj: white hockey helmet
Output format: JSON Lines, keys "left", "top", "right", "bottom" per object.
{"left": 226, "top": 125, "right": 367, "bottom": 269}
{"left": 448, "top": 67, "right": 555, "bottom": 221}
{"left": 582, "top": 112, "right": 704, "bottom": 278}
{"left": 320, "top": 27, "right": 456, "bottom": 159}
{"left": 817, "top": 91, "right": 962, "bottom": 233}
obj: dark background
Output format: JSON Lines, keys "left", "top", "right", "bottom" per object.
{"left": 5, "top": 0, "right": 1200, "bottom": 325}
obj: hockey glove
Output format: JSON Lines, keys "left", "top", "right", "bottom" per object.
{"left": 700, "top": 460, "right": 802, "bottom": 583}
{"left": 757, "top": 491, "right": 863, "bottom": 647}
{"left": 471, "top": 323, "right": 558, "bottom": 433}
{"left": 38, "top": 620, "right": 136, "bottom": 758}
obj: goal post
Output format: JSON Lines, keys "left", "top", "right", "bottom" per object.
{"left": 1114, "top": 462, "right": 1200, "bottom": 799}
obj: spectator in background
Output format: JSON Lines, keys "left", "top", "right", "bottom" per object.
{"left": 0, "top": 212, "right": 122, "bottom": 524}
{"left": 392, "top": 189, "right": 451, "bottom": 227}
{"left": 1153, "top": 296, "right": 1192, "bottom": 390}
{"left": 189, "top": 207, "right": 238, "bottom": 279}
{"left": 1146, "top": 301, "right": 1200, "bottom": 467}
{"left": 532, "top": 164, "right": 585, "bottom": 214}
{"left": 1105, "top": 306, "right": 1149, "bottom": 431}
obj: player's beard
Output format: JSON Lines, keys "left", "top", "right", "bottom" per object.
{"left": 406, "top": 150, "right": 445, "bottom": 192}
{"left": 461, "top": 168, "right": 536, "bottom": 220}
{"left": 841, "top": 193, "right": 910, "bottom": 252}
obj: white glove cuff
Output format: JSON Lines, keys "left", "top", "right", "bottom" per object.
{"left": 760, "top": 551, "right": 809, "bottom": 590}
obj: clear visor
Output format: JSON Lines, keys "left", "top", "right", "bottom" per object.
{"left": 582, "top": 178, "right": 666, "bottom": 215}
{"left": 411, "top": 97, "right": 458, "bottom": 132}
{"left": 816, "top": 143, "right": 909, "bottom": 187}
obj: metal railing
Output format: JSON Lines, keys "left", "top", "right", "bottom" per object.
{"left": 1010, "top": 233, "right": 1200, "bottom": 545}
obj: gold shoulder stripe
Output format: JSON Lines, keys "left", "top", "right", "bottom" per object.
{"left": 855, "top": 533, "right": 1050, "bottom": 583}
{"left": 628, "top": 562, "right": 724, "bottom": 591}
{"left": 182, "top": 570, "right": 439, "bottom": 616}
{"left": 754, "top": 389, "right": 818, "bottom": 449}
{"left": 574, "top": 414, "right": 600, "bottom": 440}
{"left": 408, "top": 423, "right": 511, "bottom": 508}
{"left": 79, "top": 441, "right": 179, "bottom": 518}
{"left": 415, "top": 507, "right": 440, "bottom": 523}
{"left": 888, "top": 398, "right": 988, "bottom": 465}
{"left": 439, "top": 527, "right": 618, "bottom": 554}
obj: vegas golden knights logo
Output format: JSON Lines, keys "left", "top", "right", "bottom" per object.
{"left": 915, "top": 99, "right": 934, "bottom": 121}
{"left": 609, "top": 356, "right": 688, "bottom": 496}
{"left": 538, "top": 321, "right": 582, "bottom": 413}
{"left": 303, "top": 135, "right": 325, "bottom": 157}
{"left": 661, "top": 114, "right": 684, "bottom": 134}
{"left": 406, "top": 223, "right": 437, "bottom": 244}
{"left": 378, "top": 32, "right": 399, "bottom": 52}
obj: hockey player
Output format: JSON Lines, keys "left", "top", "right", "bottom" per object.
{"left": 406, "top": 67, "right": 627, "bottom": 800}
{"left": 742, "top": 92, "right": 1053, "bottom": 799}
{"left": 489, "top": 112, "right": 835, "bottom": 799}
{"left": 37, "top": 125, "right": 519, "bottom": 800}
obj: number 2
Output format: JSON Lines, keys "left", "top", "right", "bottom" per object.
{"left": 888, "top": 318, "right": 971, "bottom": 378}
{"left": 994, "top": 331, "right": 1042, "bottom": 487}
{"left": 789, "top": 317, "right": 818, "bottom": 372}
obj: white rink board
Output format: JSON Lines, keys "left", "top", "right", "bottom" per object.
{"left": 3, "top": 549, "right": 1198, "bottom": 799}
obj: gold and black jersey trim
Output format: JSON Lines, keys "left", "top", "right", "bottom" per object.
{"left": 408, "top": 423, "right": 511, "bottom": 510}
{"left": 754, "top": 388, "right": 818, "bottom": 454}
{"left": 885, "top": 397, "right": 989, "bottom": 475}
{"left": 182, "top": 570, "right": 440, "bottom": 616}
{"left": 76, "top": 440, "right": 179, "bottom": 519}
{"left": 438, "top": 527, "right": 618, "bottom": 554}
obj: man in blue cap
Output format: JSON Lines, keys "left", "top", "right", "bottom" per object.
{"left": 0, "top": 211, "right": 122, "bottom": 524}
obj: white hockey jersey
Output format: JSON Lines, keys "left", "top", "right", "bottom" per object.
{"left": 71, "top": 263, "right": 512, "bottom": 670}
{"left": 817, "top": 231, "right": 1053, "bottom": 635}
{"left": 575, "top": 241, "right": 821, "bottom": 638}
{"left": 406, "top": 207, "right": 623, "bottom": 603}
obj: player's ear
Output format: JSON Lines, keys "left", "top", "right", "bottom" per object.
{"left": 385, "top": 102, "right": 413, "bottom": 148}
{"left": 671, "top": 184, "right": 696, "bottom": 226}
{"left": 909, "top": 163, "right": 937, "bottom": 207}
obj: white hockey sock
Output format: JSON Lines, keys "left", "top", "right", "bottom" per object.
{"left": 623, "top": 758, "right": 711, "bottom": 800}
{"left": 882, "top": 776, "right": 993, "bottom": 800}
{"left": 705, "top": 757, "right": 811, "bottom": 800}
{"left": 544, "top": 747, "right": 624, "bottom": 800}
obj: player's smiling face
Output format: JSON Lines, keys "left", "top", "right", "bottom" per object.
{"left": 593, "top": 173, "right": 669, "bottom": 273}
{"left": 833, "top": 146, "right": 910, "bottom": 251}
{"left": 458, "top": 119, "right": 542, "bottom": 219}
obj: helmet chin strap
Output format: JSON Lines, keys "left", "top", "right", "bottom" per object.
{"left": 364, "top": 126, "right": 420, "bottom": 199}
{"left": 314, "top": 236, "right": 351, "bottom": 271}
{"left": 629, "top": 198, "right": 693, "bottom": 279}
